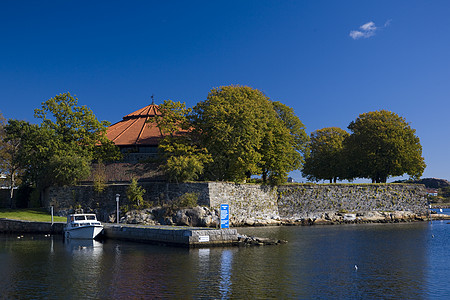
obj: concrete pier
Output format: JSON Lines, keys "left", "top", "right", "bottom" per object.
{"left": 0, "top": 219, "right": 239, "bottom": 247}
{"left": 0, "top": 218, "right": 65, "bottom": 234}
{"left": 103, "top": 224, "right": 239, "bottom": 247}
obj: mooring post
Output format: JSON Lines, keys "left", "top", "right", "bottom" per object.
{"left": 51, "top": 206, "right": 54, "bottom": 225}
{"left": 429, "top": 204, "right": 432, "bottom": 224}
{"left": 116, "top": 194, "right": 120, "bottom": 224}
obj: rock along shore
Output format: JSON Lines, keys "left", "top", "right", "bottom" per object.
{"left": 117, "top": 206, "right": 448, "bottom": 228}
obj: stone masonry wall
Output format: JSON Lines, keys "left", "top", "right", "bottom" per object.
{"left": 45, "top": 182, "right": 427, "bottom": 223}
{"left": 207, "top": 182, "right": 279, "bottom": 224}
{"left": 0, "top": 219, "right": 64, "bottom": 233}
{"left": 277, "top": 184, "right": 427, "bottom": 220}
{"left": 45, "top": 182, "right": 211, "bottom": 222}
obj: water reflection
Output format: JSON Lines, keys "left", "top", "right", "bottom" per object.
{"left": 219, "top": 250, "right": 233, "bottom": 299}
{"left": 64, "top": 239, "right": 103, "bottom": 255}
{"left": 197, "top": 248, "right": 210, "bottom": 282}
{"left": 62, "top": 239, "right": 104, "bottom": 298}
{"left": 0, "top": 223, "right": 443, "bottom": 299}
{"left": 238, "top": 223, "right": 428, "bottom": 298}
{"left": 195, "top": 248, "right": 211, "bottom": 296}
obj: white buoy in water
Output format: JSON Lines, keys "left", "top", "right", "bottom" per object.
{"left": 355, "top": 265, "right": 358, "bottom": 271}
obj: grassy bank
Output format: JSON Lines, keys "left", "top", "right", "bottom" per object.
{"left": 0, "top": 209, "right": 66, "bottom": 222}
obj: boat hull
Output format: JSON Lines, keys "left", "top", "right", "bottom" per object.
{"left": 65, "top": 225, "right": 103, "bottom": 239}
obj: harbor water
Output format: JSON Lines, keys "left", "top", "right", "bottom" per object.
{"left": 1, "top": 216, "right": 450, "bottom": 299}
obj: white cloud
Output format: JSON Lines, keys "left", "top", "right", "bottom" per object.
{"left": 349, "top": 20, "right": 390, "bottom": 40}
{"left": 349, "top": 30, "right": 364, "bottom": 39}
{"left": 360, "top": 21, "right": 376, "bottom": 31}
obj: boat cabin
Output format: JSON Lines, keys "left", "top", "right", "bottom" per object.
{"left": 67, "top": 214, "right": 101, "bottom": 227}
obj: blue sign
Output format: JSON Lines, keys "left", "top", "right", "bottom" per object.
{"left": 220, "top": 204, "right": 229, "bottom": 229}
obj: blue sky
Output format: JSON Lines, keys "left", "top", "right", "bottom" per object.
{"left": 1, "top": 1, "right": 449, "bottom": 182}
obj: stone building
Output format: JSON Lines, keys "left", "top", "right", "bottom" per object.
{"left": 86, "top": 103, "right": 168, "bottom": 183}
{"left": 106, "top": 103, "right": 163, "bottom": 163}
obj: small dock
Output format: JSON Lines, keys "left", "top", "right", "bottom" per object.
{"left": 103, "top": 224, "right": 239, "bottom": 247}
{"left": 0, "top": 219, "right": 284, "bottom": 248}
{"left": 0, "top": 219, "right": 238, "bottom": 247}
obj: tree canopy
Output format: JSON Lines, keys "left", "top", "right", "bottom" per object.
{"left": 4, "top": 93, "right": 121, "bottom": 196}
{"left": 150, "top": 86, "right": 308, "bottom": 184}
{"left": 34, "top": 92, "right": 120, "bottom": 162}
{"left": 260, "top": 101, "right": 308, "bottom": 184}
{"left": 192, "top": 86, "right": 270, "bottom": 181}
{"left": 345, "top": 110, "right": 426, "bottom": 183}
{"left": 302, "top": 127, "right": 350, "bottom": 183}
{"left": 151, "top": 100, "right": 211, "bottom": 183}
{"left": 0, "top": 111, "right": 22, "bottom": 206}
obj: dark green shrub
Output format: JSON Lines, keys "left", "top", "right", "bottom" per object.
{"left": 175, "top": 192, "right": 199, "bottom": 208}
{"left": 126, "top": 178, "right": 146, "bottom": 209}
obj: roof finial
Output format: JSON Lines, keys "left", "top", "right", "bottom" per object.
{"left": 151, "top": 94, "right": 155, "bottom": 105}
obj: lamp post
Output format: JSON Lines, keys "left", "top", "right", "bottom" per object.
{"left": 116, "top": 194, "right": 120, "bottom": 224}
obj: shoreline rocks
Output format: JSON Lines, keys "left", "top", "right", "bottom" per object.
{"left": 237, "top": 234, "right": 288, "bottom": 246}
{"left": 115, "top": 206, "right": 446, "bottom": 228}
{"left": 120, "top": 206, "right": 221, "bottom": 227}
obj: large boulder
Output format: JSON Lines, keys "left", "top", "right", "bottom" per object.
{"left": 175, "top": 207, "right": 219, "bottom": 227}
{"left": 119, "top": 206, "right": 220, "bottom": 227}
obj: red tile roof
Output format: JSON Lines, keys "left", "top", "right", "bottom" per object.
{"left": 106, "top": 104, "right": 163, "bottom": 146}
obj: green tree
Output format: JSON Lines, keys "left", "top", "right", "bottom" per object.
{"left": 262, "top": 102, "right": 309, "bottom": 184}
{"left": 126, "top": 178, "right": 146, "bottom": 208}
{"left": 192, "top": 85, "right": 308, "bottom": 183}
{"left": 0, "top": 112, "right": 22, "bottom": 207}
{"left": 47, "top": 153, "right": 91, "bottom": 186}
{"left": 150, "top": 100, "right": 212, "bottom": 182}
{"left": 302, "top": 127, "right": 350, "bottom": 183}
{"left": 34, "top": 92, "right": 121, "bottom": 162}
{"left": 4, "top": 93, "right": 121, "bottom": 204}
{"left": 150, "top": 87, "right": 308, "bottom": 184}
{"left": 159, "top": 139, "right": 212, "bottom": 182}
{"left": 152, "top": 100, "right": 192, "bottom": 136}
{"left": 4, "top": 120, "right": 54, "bottom": 190}
{"left": 92, "top": 160, "right": 107, "bottom": 193}
{"left": 345, "top": 110, "right": 426, "bottom": 183}
{"left": 192, "top": 86, "right": 269, "bottom": 181}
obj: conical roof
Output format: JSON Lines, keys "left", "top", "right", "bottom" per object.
{"left": 106, "top": 104, "right": 163, "bottom": 146}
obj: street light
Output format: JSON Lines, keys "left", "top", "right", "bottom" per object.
{"left": 116, "top": 194, "right": 120, "bottom": 224}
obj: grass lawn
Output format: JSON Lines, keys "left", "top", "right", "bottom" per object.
{"left": 0, "top": 208, "right": 66, "bottom": 222}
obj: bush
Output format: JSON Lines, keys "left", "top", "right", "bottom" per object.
{"left": 92, "top": 160, "right": 107, "bottom": 193}
{"left": 175, "top": 192, "right": 199, "bottom": 208}
{"left": 126, "top": 178, "right": 146, "bottom": 209}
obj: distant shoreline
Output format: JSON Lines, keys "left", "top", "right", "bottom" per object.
{"left": 430, "top": 204, "right": 450, "bottom": 209}
{"left": 2, "top": 210, "right": 450, "bottom": 235}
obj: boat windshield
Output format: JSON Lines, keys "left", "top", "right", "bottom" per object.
{"left": 86, "top": 215, "right": 96, "bottom": 220}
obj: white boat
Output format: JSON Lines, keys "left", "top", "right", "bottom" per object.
{"left": 64, "top": 213, "right": 103, "bottom": 239}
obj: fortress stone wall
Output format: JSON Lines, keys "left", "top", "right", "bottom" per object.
{"left": 45, "top": 182, "right": 427, "bottom": 224}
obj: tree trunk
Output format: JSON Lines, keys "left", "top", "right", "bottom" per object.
{"left": 9, "top": 172, "right": 15, "bottom": 208}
